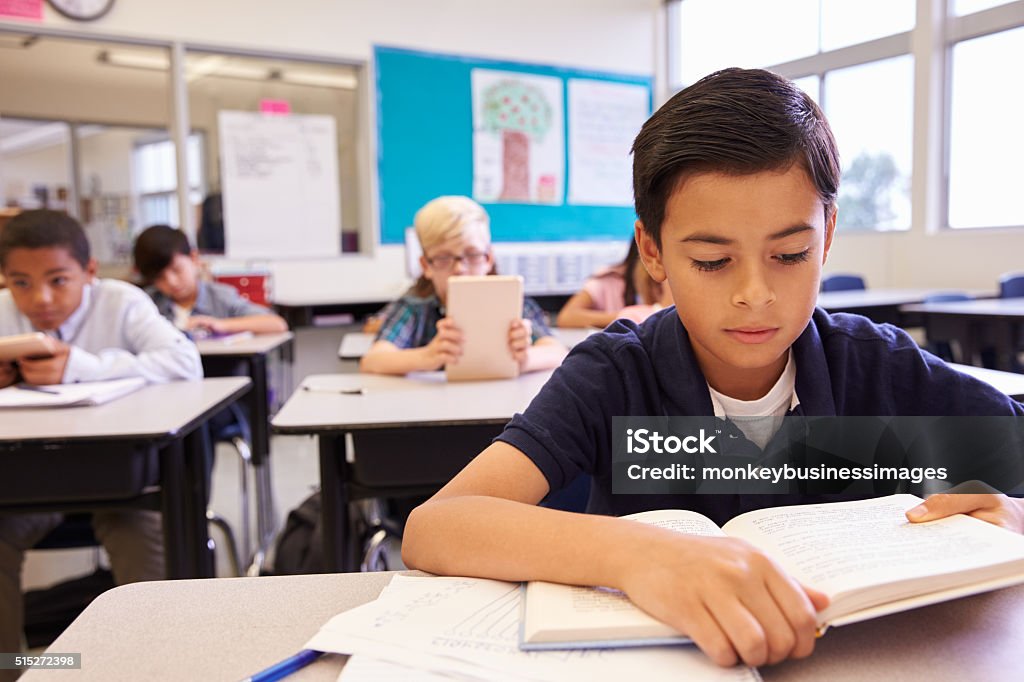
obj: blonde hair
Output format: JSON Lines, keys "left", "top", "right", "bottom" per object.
{"left": 414, "top": 196, "right": 491, "bottom": 253}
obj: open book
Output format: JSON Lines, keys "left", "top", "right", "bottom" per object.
{"left": 520, "top": 494, "right": 1024, "bottom": 650}
{"left": 0, "top": 377, "right": 147, "bottom": 408}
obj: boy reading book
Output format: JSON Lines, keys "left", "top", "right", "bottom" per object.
{"left": 360, "top": 196, "right": 566, "bottom": 375}
{"left": 401, "top": 69, "right": 1024, "bottom": 668}
{"left": 0, "top": 210, "right": 202, "bottom": 674}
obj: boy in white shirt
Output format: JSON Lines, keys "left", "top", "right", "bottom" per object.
{"left": 0, "top": 210, "right": 202, "bottom": 674}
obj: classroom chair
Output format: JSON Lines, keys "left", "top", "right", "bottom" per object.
{"left": 999, "top": 273, "right": 1024, "bottom": 299}
{"left": 820, "top": 274, "right": 866, "bottom": 292}
{"left": 341, "top": 426, "right": 503, "bottom": 572}
{"left": 204, "top": 400, "right": 257, "bottom": 576}
{"left": 998, "top": 273, "right": 1024, "bottom": 371}
{"left": 921, "top": 292, "right": 972, "bottom": 363}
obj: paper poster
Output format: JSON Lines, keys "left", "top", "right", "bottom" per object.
{"left": 567, "top": 79, "right": 650, "bottom": 206}
{"left": 471, "top": 69, "right": 564, "bottom": 205}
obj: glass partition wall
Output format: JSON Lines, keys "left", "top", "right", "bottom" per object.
{"left": 0, "top": 29, "right": 364, "bottom": 275}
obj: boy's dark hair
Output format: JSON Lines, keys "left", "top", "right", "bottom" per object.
{"left": 632, "top": 68, "right": 841, "bottom": 248}
{"left": 133, "top": 224, "right": 191, "bottom": 283}
{"left": 0, "top": 209, "right": 90, "bottom": 269}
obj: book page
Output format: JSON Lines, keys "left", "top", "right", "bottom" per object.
{"left": 722, "top": 494, "right": 1024, "bottom": 618}
{"left": 310, "top": 575, "right": 757, "bottom": 682}
{"left": 523, "top": 509, "right": 725, "bottom": 645}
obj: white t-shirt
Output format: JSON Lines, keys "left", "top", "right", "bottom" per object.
{"left": 708, "top": 350, "right": 799, "bottom": 449}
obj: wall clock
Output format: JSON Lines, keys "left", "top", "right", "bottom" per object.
{"left": 47, "top": 0, "right": 115, "bottom": 22}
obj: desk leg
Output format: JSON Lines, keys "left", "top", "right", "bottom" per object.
{"left": 247, "top": 353, "right": 280, "bottom": 574}
{"left": 318, "top": 434, "right": 352, "bottom": 572}
{"left": 183, "top": 424, "right": 215, "bottom": 578}
{"left": 159, "top": 440, "right": 189, "bottom": 579}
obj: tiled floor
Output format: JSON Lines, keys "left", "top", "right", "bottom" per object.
{"left": 23, "top": 322, "right": 405, "bottom": 591}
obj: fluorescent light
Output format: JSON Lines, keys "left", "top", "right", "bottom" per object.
{"left": 279, "top": 71, "right": 357, "bottom": 89}
{"left": 98, "top": 49, "right": 169, "bottom": 71}
{"left": 97, "top": 49, "right": 355, "bottom": 90}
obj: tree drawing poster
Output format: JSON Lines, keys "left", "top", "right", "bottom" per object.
{"left": 471, "top": 69, "right": 565, "bottom": 205}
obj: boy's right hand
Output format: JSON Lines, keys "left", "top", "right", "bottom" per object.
{"left": 0, "top": 361, "right": 17, "bottom": 389}
{"left": 419, "top": 319, "right": 464, "bottom": 370}
{"left": 620, "top": 531, "right": 827, "bottom": 668}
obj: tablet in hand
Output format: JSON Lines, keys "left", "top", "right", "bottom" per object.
{"left": 0, "top": 332, "right": 58, "bottom": 362}
{"left": 445, "top": 275, "right": 524, "bottom": 381}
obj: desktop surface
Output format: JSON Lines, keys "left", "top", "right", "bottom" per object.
{"left": 26, "top": 571, "right": 1024, "bottom": 681}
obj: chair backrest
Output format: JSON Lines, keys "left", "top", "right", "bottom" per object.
{"left": 924, "top": 292, "right": 971, "bottom": 303}
{"left": 998, "top": 273, "right": 1024, "bottom": 299}
{"left": 820, "top": 274, "right": 866, "bottom": 293}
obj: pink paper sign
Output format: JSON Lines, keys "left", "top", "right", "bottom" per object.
{"left": 0, "top": 0, "right": 43, "bottom": 21}
{"left": 259, "top": 99, "right": 291, "bottom": 115}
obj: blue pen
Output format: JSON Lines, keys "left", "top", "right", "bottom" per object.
{"left": 241, "top": 649, "right": 324, "bottom": 682}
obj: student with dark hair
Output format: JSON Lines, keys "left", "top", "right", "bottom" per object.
{"left": 0, "top": 210, "right": 201, "bottom": 669}
{"left": 133, "top": 224, "right": 286, "bottom": 335}
{"left": 556, "top": 240, "right": 664, "bottom": 328}
{"left": 401, "top": 69, "right": 1024, "bottom": 668}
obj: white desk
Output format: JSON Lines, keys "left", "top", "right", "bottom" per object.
{"left": 273, "top": 371, "right": 553, "bottom": 570}
{"left": 950, "top": 363, "right": 1024, "bottom": 400}
{"left": 815, "top": 288, "right": 992, "bottom": 326}
{"left": 26, "top": 571, "right": 1024, "bottom": 681}
{"left": 902, "top": 298, "right": 1024, "bottom": 370}
{"left": 0, "top": 377, "right": 251, "bottom": 578}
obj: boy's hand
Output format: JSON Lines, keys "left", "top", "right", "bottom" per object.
{"left": 0, "top": 361, "right": 18, "bottom": 389}
{"left": 508, "top": 319, "right": 532, "bottom": 369}
{"left": 18, "top": 341, "right": 71, "bottom": 385}
{"left": 420, "top": 319, "right": 464, "bottom": 370}
{"left": 621, "top": 532, "right": 828, "bottom": 668}
{"left": 186, "top": 315, "right": 229, "bottom": 334}
{"left": 907, "top": 493, "right": 1024, "bottom": 534}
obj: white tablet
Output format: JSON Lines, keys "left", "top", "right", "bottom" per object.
{"left": 445, "top": 275, "right": 524, "bottom": 382}
{"left": 0, "top": 332, "right": 58, "bottom": 362}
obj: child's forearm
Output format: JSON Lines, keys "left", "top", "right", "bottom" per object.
{"left": 403, "top": 495, "right": 650, "bottom": 590}
{"left": 556, "top": 307, "right": 616, "bottom": 329}
{"left": 221, "top": 314, "right": 289, "bottom": 334}
{"left": 522, "top": 338, "right": 568, "bottom": 373}
{"left": 360, "top": 345, "right": 429, "bottom": 375}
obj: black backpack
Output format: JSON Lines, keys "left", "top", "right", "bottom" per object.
{"left": 271, "top": 491, "right": 325, "bottom": 574}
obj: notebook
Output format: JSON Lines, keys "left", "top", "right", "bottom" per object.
{"left": 0, "top": 377, "right": 147, "bottom": 408}
{"left": 445, "top": 275, "right": 524, "bottom": 382}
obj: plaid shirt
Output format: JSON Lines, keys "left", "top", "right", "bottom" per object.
{"left": 376, "top": 293, "right": 553, "bottom": 349}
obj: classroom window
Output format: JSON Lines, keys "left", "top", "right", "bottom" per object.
{"left": 952, "top": 0, "right": 1018, "bottom": 15}
{"left": 819, "top": 0, "right": 915, "bottom": 51}
{"left": 947, "top": 25, "right": 1024, "bottom": 229}
{"left": 790, "top": 75, "right": 820, "bottom": 104}
{"left": 675, "top": 0, "right": 819, "bottom": 85}
{"left": 825, "top": 56, "right": 913, "bottom": 232}
{"left": 669, "top": 0, "right": 915, "bottom": 233}
{"left": 132, "top": 133, "right": 204, "bottom": 230}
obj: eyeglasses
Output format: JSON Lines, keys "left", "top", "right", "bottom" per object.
{"left": 425, "top": 251, "right": 489, "bottom": 270}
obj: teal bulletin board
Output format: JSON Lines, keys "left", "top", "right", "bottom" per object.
{"left": 374, "top": 45, "right": 653, "bottom": 245}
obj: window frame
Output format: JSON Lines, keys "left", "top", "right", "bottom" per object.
{"left": 664, "top": 0, "right": 1024, "bottom": 234}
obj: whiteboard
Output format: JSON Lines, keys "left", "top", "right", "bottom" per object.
{"left": 218, "top": 110, "right": 341, "bottom": 259}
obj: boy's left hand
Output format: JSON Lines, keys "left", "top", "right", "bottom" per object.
{"left": 18, "top": 340, "right": 71, "bottom": 385}
{"left": 508, "top": 319, "right": 532, "bottom": 369}
{"left": 906, "top": 493, "right": 1024, "bottom": 534}
{"left": 186, "top": 315, "right": 229, "bottom": 334}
